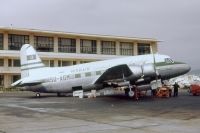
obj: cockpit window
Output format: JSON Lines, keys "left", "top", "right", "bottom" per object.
{"left": 165, "top": 58, "right": 174, "bottom": 63}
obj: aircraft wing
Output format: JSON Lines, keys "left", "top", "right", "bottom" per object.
{"left": 94, "top": 64, "right": 133, "bottom": 84}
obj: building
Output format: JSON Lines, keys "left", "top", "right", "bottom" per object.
{"left": 0, "top": 27, "right": 158, "bottom": 88}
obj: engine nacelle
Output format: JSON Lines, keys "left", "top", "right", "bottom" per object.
{"left": 142, "top": 64, "right": 156, "bottom": 77}
{"left": 130, "top": 63, "right": 156, "bottom": 79}
{"left": 129, "top": 65, "right": 143, "bottom": 79}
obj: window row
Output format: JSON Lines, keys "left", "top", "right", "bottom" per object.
{"left": 0, "top": 59, "right": 20, "bottom": 67}
{"left": 43, "top": 60, "right": 90, "bottom": 67}
{"left": 0, "top": 34, "right": 3, "bottom": 50}
{"left": 69, "top": 70, "right": 104, "bottom": 79}
{"left": 0, "top": 33, "right": 151, "bottom": 55}
{"left": 0, "top": 75, "right": 21, "bottom": 86}
{"left": 0, "top": 59, "right": 93, "bottom": 67}
{"left": 42, "top": 60, "right": 77, "bottom": 67}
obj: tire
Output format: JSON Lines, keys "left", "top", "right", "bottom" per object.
{"left": 36, "top": 93, "right": 40, "bottom": 97}
{"left": 128, "top": 91, "right": 134, "bottom": 97}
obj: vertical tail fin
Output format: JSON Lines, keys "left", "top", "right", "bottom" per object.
{"left": 20, "top": 44, "right": 45, "bottom": 78}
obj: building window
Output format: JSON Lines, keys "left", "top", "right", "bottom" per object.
{"left": 101, "top": 41, "right": 116, "bottom": 55}
{"left": 42, "top": 60, "right": 49, "bottom": 67}
{"left": 0, "top": 75, "right": 4, "bottom": 86}
{"left": 73, "top": 61, "right": 76, "bottom": 65}
{"left": 8, "top": 34, "right": 29, "bottom": 50}
{"left": 0, "top": 34, "right": 3, "bottom": 50}
{"left": 7, "top": 59, "right": 20, "bottom": 67}
{"left": 58, "top": 38, "right": 76, "bottom": 53}
{"left": 80, "top": 61, "right": 90, "bottom": 64}
{"left": 58, "top": 60, "right": 61, "bottom": 67}
{"left": 42, "top": 60, "right": 54, "bottom": 67}
{"left": 80, "top": 39, "right": 97, "bottom": 54}
{"left": 50, "top": 60, "right": 54, "bottom": 67}
{"left": 8, "top": 59, "right": 12, "bottom": 67}
{"left": 120, "top": 42, "right": 134, "bottom": 56}
{"left": 62, "top": 61, "right": 71, "bottom": 66}
{"left": 138, "top": 43, "right": 151, "bottom": 55}
{"left": 58, "top": 60, "right": 72, "bottom": 67}
{"left": 0, "top": 59, "right": 4, "bottom": 66}
{"left": 34, "top": 36, "right": 54, "bottom": 52}
{"left": 13, "top": 59, "right": 20, "bottom": 67}
{"left": 12, "top": 75, "right": 21, "bottom": 83}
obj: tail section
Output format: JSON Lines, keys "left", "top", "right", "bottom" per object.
{"left": 20, "top": 44, "right": 45, "bottom": 78}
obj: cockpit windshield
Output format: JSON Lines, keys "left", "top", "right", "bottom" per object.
{"left": 165, "top": 58, "right": 174, "bottom": 63}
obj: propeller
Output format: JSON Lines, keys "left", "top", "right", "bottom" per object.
{"left": 151, "top": 46, "right": 161, "bottom": 89}
{"left": 151, "top": 46, "right": 157, "bottom": 78}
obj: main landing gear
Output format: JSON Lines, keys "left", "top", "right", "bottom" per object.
{"left": 128, "top": 86, "right": 134, "bottom": 97}
{"left": 125, "top": 85, "right": 139, "bottom": 100}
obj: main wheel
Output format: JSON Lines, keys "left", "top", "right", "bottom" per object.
{"left": 36, "top": 93, "right": 40, "bottom": 97}
{"left": 128, "top": 90, "right": 134, "bottom": 97}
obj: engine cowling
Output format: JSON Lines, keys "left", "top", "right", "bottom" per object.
{"left": 142, "top": 64, "right": 156, "bottom": 77}
{"left": 129, "top": 65, "right": 143, "bottom": 79}
{"left": 130, "top": 63, "right": 156, "bottom": 79}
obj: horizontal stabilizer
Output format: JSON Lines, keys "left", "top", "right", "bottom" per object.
{"left": 11, "top": 79, "right": 44, "bottom": 87}
{"left": 11, "top": 79, "right": 23, "bottom": 87}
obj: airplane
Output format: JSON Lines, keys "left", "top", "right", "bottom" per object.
{"left": 12, "top": 44, "right": 191, "bottom": 97}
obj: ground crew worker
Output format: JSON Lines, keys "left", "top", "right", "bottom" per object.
{"left": 173, "top": 82, "right": 180, "bottom": 97}
{"left": 133, "top": 85, "right": 139, "bottom": 100}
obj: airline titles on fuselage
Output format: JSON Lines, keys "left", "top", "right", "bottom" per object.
{"left": 47, "top": 67, "right": 103, "bottom": 83}
{"left": 70, "top": 67, "right": 90, "bottom": 73}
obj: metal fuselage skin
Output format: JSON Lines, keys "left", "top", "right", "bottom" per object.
{"left": 23, "top": 54, "right": 191, "bottom": 93}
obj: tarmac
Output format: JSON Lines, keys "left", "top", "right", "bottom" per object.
{"left": 0, "top": 90, "right": 199, "bottom": 133}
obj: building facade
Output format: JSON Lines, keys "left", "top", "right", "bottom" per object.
{"left": 0, "top": 27, "right": 158, "bottom": 88}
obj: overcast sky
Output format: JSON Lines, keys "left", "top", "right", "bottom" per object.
{"left": 1, "top": 0, "right": 200, "bottom": 70}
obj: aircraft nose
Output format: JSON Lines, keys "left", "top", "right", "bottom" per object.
{"left": 182, "top": 63, "right": 191, "bottom": 74}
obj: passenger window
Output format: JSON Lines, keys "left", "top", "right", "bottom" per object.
{"left": 96, "top": 71, "right": 101, "bottom": 75}
{"left": 85, "top": 72, "right": 91, "bottom": 77}
{"left": 75, "top": 74, "right": 81, "bottom": 78}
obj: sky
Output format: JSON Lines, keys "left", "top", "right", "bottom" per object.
{"left": 0, "top": 0, "right": 200, "bottom": 70}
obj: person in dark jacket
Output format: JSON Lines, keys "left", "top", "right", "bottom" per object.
{"left": 173, "top": 82, "right": 180, "bottom": 97}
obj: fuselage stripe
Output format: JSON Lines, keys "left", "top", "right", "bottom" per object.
{"left": 21, "top": 61, "right": 43, "bottom": 67}
{"left": 21, "top": 66, "right": 45, "bottom": 71}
